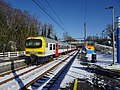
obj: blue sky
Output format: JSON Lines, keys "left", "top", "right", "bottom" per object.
{"left": 4, "top": 0, "right": 120, "bottom": 39}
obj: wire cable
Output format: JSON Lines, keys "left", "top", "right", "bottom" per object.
{"left": 33, "top": 0, "right": 68, "bottom": 33}
{"left": 45, "top": 0, "right": 70, "bottom": 33}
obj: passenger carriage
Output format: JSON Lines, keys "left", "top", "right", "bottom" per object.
{"left": 25, "top": 36, "right": 76, "bottom": 64}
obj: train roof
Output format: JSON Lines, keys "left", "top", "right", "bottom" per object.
{"left": 44, "top": 37, "right": 71, "bottom": 46}
{"left": 26, "top": 36, "right": 56, "bottom": 43}
{"left": 26, "top": 36, "right": 76, "bottom": 47}
{"left": 44, "top": 37, "right": 57, "bottom": 43}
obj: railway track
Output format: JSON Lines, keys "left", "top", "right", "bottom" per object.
{"left": 0, "top": 55, "right": 64, "bottom": 77}
{"left": 23, "top": 51, "right": 78, "bottom": 90}
{"left": 0, "top": 57, "right": 56, "bottom": 85}
{"left": 0, "top": 51, "right": 78, "bottom": 90}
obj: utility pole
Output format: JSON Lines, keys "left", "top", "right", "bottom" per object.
{"left": 105, "top": 6, "right": 115, "bottom": 65}
{"left": 84, "top": 21, "right": 86, "bottom": 45}
{"left": 112, "top": 7, "right": 115, "bottom": 65}
{"left": 84, "top": 0, "right": 87, "bottom": 46}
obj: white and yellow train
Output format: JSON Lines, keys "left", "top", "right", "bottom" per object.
{"left": 25, "top": 36, "right": 76, "bottom": 64}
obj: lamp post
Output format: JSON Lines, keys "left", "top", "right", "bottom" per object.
{"left": 84, "top": 21, "right": 86, "bottom": 45}
{"left": 105, "top": 6, "right": 115, "bottom": 65}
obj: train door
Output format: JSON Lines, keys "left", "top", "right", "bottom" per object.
{"left": 67, "top": 45, "right": 68, "bottom": 53}
{"left": 55, "top": 43, "right": 58, "bottom": 57}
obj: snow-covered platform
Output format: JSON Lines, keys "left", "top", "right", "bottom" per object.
{"left": 60, "top": 51, "right": 120, "bottom": 89}
{"left": 95, "top": 52, "right": 120, "bottom": 70}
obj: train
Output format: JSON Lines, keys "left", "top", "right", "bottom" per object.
{"left": 25, "top": 36, "right": 76, "bottom": 64}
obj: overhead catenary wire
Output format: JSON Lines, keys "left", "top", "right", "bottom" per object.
{"left": 33, "top": 0, "right": 69, "bottom": 34}
{"left": 45, "top": 0, "right": 71, "bottom": 34}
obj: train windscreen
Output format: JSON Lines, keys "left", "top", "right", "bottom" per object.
{"left": 26, "top": 39, "right": 42, "bottom": 48}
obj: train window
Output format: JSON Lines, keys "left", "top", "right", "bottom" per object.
{"left": 50, "top": 44, "right": 52, "bottom": 50}
{"left": 26, "top": 39, "right": 42, "bottom": 48}
{"left": 68, "top": 46, "right": 70, "bottom": 49}
{"left": 60, "top": 45, "right": 61, "bottom": 49}
{"left": 62, "top": 46, "right": 64, "bottom": 49}
{"left": 58, "top": 45, "right": 60, "bottom": 49}
{"left": 64, "top": 46, "right": 66, "bottom": 49}
{"left": 65, "top": 46, "right": 67, "bottom": 49}
{"left": 61, "top": 45, "right": 62, "bottom": 49}
{"left": 53, "top": 44, "right": 55, "bottom": 50}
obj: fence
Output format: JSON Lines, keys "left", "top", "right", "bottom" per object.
{"left": 95, "top": 44, "right": 116, "bottom": 54}
{"left": 0, "top": 51, "right": 25, "bottom": 59}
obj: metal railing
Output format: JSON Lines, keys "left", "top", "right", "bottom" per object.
{"left": 0, "top": 51, "right": 25, "bottom": 59}
{"left": 95, "top": 44, "right": 116, "bottom": 54}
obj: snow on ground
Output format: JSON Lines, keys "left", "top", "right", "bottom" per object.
{"left": 60, "top": 55, "right": 94, "bottom": 88}
{"left": 1, "top": 51, "right": 120, "bottom": 89}
{"left": 96, "top": 52, "right": 120, "bottom": 70}
{"left": 0, "top": 60, "right": 62, "bottom": 90}
{"left": 60, "top": 51, "right": 120, "bottom": 88}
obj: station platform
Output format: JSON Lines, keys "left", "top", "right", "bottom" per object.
{"left": 80, "top": 51, "right": 120, "bottom": 71}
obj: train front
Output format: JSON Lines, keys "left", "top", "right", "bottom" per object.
{"left": 25, "top": 37, "right": 45, "bottom": 64}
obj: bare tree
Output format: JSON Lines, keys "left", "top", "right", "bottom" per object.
{"left": 0, "top": 1, "right": 40, "bottom": 51}
{"left": 0, "top": 0, "right": 60, "bottom": 51}
{"left": 105, "top": 24, "right": 117, "bottom": 43}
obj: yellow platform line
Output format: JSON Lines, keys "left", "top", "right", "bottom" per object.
{"left": 73, "top": 78, "right": 78, "bottom": 90}
{"left": 107, "top": 66, "right": 120, "bottom": 70}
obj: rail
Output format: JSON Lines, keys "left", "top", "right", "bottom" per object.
{"left": 0, "top": 51, "right": 77, "bottom": 90}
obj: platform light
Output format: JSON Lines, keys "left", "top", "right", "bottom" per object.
{"left": 105, "top": 6, "right": 115, "bottom": 65}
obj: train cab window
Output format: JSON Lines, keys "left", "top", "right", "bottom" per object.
{"left": 26, "top": 39, "right": 42, "bottom": 48}
{"left": 53, "top": 44, "right": 55, "bottom": 50}
{"left": 50, "top": 44, "right": 52, "bottom": 50}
